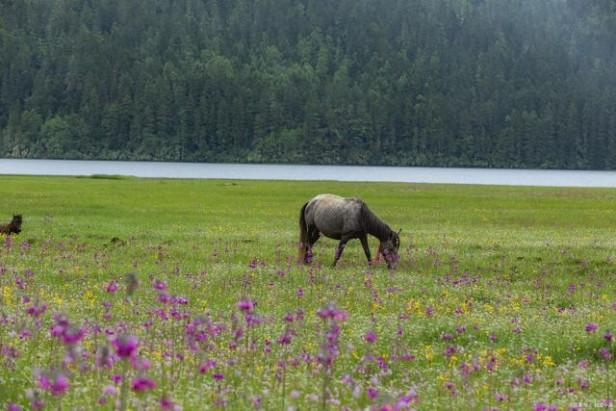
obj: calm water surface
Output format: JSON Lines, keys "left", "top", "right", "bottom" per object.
{"left": 1, "top": 159, "right": 616, "bottom": 188}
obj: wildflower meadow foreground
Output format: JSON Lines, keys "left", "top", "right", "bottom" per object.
{"left": 0, "top": 176, "right": 615, "bottom": 410}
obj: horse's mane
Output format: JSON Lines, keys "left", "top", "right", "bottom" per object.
{"left": 360, "top": 203, "right": 391, "bottom": 242}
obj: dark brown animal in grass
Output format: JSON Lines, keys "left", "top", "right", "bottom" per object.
{"left": 0, "top": 215, "right": 23, "bottom": 235}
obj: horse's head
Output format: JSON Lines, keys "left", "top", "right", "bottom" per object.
{"left": 381, "top": 229, "right": 401, "bottom": 269}
{"left": 12, "top": 215, "right": 23, "bottom": 231}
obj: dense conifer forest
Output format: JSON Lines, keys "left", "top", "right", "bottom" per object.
{"left": 1, "top": 0, "right": 616, "bottom": 168}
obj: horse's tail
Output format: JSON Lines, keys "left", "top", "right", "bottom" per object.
{"left": 298, "top": 202, "right": 309, "bottom": 262}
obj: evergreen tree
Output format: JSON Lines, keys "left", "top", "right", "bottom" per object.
{"left": 0, "top": 0, "right": 615, "bottom": 169}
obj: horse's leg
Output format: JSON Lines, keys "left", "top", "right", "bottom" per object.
{"left": 305, "top": 226, "right": 320, "bottom": 263}
{"left": 333, "top": 235, "right": 352, "bottom": 267}
{"left": 359, "top": 234, "right": 372, "bottom": 264}
{"left": 375, "top": 243, "right": 384, "bottom": 263}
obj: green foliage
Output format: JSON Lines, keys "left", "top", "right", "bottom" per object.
{"left": 1, "top": 0, "right": 616, "bottom": 168}
{"left": 0, "top": 176, "right": 615, "bottom": 408}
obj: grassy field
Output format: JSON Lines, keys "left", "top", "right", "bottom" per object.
{"left": 0, "top": 175, "right": 615, "bottom": 410}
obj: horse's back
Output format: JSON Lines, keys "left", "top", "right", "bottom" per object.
{"left": 304, "top": 194, "right": 363, "bottom": 238}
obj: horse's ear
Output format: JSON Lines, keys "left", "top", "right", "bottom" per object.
{"left": 398, "top": 228, "right": 402, "bottom": 235}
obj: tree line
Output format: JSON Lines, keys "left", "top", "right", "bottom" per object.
{"left": 1, "top": 0, "right": 616, "bottom": 168}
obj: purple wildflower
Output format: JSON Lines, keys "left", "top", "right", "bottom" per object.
{"left": 277, "top": 329, "right": 294, "bottom": 345}
{"left": 153, "top": 279, "right": 167, "bottom": 290}
{"left": 131, "top": 357, "right": 151, "bottom": 370}
{"left": 38, "top": 373, "right": 70, "bottom": 396}
{"left": 444, "top": 381, "right": 457, "bottom": 396}
{"left": 317, "top": 304, "right": 348, "bottom": 322}
{"left": 160, "top": 396, "right": 179, "bottom": 410}
{"left": 364, "top": 330, "right": 377, "bottom": 344}
{"left": 26, "top": 304, "right": 47, "bottom": 318}
{"left": 50, "top": 314, "right": 70, "bottom": 338}
{"left": 62, "top": 327, "right": 86, "bottom": 345}
{"left": 367, "top": 387, "right": 379, "bottom": 400}
{"left": 106, "top": 281, "right": 119, "bottom": 293}
{"left": 585, "top": 322, "right": 598, "bottom": 333}
{"left": 131, "top": 376, "right": 156, "bottom": 392}
{"left": 398, "top": 388, "right": 419, "bottom": 406}
{"left": 15, "top": 276, "right": 25, "bottom": 289}
{"left": 444, "top": 345, "right": 457, "bottom": 357}
{"left": 102, "top": 385, "right": 117, "bottom": 396}
{"left": 237, "top": 299, "right": 256, "bottom": 313}
{"left": 495, "top": 392, "right": 507, "bottom": 401}
{"left": 487, "top": 356, "right": 497, "bottom": 372}
{"left": 112, "top": 335, "right": 139, "bottom": 359}
{"left": 598, "top": 347, "right": 612, "bottom": 360}
{"left": 199, "top": 359, "right": 217, "bottom": 374}
{"left": 158, "top": 293, "right": 171, "bottom": 304}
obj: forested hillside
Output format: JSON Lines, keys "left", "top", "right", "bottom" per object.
{"left": 1, "top": 0, "right": 616, "bottom": 168}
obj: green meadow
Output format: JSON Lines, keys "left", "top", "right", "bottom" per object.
{"left": 0, "top": 175, "right": 615, "bottom": 410}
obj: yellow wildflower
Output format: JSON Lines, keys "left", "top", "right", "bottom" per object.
{"left": 406, "top": 299, "right": 421, "bottom": 314}
{"left": 424, "top": 345, "right": 433, "bottom": 361}
{"left": 83, "top": 289, "right": 96, "bottom": 306}
{"left": 1, "top": 286, "right": 14, "bottom": 305}
{"left": 510, "top": 301, "right": 521, "bottom": 312}
{"left": 543, "top": 356, "right": 554, "bottom": 367}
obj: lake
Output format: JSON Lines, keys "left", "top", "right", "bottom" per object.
{"left": 1, "top": 158, "right": 616, "bottom": 187}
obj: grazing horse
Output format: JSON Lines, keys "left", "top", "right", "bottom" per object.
{"left": 0, "top": 214, "right": 22, "bottom": 235}
{"left": 298, "top": 194, "right": 401, "bottom": 269}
